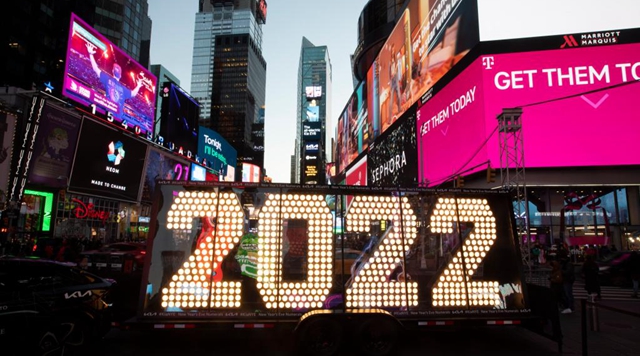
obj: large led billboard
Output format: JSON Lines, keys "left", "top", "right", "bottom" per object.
{"left": 302, "top": 121, "right": 322, "bottom": 140}
{"left": 28, "top": 103, "right": 82, "bottom": 188}
{"left": 367, "top": 0, "right": 479, "bottom": 140}
{"left": 417, "top": 59, "right": 486, "bottom": 187}
{"left": 336, "top": 0, "right": 479, "bottom": 176}
{"left": 242, "top": 163, "right": 261, "bottom": 183}
{"left": 345, "top": 82, "right": 371, "bottom": 166}
{"left": 159, "top": 82, "right": 199, "bottom": 158}
{"left": 416, "top": 41, "right": 640, "bottom": 187}
{"left": 63, "top": 13, "right": 157, "bottom": 137}
{"left": 368, "top": 106, "right": 418, "bottom": 187}
{"left": 197, "top": 126, "right": 237, "bottom": 177}
{"left": 69, "top": 118, "right": 147, "bottom": 201}
{"left": 306, "top": 105, "right": 320, "bottom": 122}
{"left": 140, "top": 149, "right": 190, "bottom": 202}
{"left": 481, "top": 42, "right": 640, "bottom": 168}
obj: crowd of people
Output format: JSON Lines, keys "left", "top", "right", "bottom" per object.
{"left": 543, "top": 243, "right": 640, "bottom": 314}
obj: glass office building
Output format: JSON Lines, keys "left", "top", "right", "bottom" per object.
{"left": 191, "top": 0, "right": 264, "bottom": 125}
{"left": 295, "top": 37, "right": 332, "bottom": 184}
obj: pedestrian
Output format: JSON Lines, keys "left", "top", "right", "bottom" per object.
{"left": 532, "top": 244, "right": 541, "bottom": 265}
{"left": 581, "top": 254, "right": 601, "bottom": 300}
{"left": 629, "top": 251, "right": 640, "bottom": 298}
{"left": 560, "top": 251, "right": 575, "bottom": 314}
{"left": 549, "top": 259, "right": 565, "bottom": 311}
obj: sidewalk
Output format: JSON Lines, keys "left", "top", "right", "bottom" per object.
{"left": 550, "top": 299, "right": 640, "bottom": 355}
{"left": 524, "top": 265, "right": 640, "bottom": 355}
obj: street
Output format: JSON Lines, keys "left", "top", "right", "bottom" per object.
{"left": 86, "top": 293, "right": 640, "bottom": 356}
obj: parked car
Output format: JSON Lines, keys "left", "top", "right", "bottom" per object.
{"left": 598, "top": 251, "right": 633, "bottom": 287}
{"left": 0, "top": 257, "right": 114, "bottom": 355}
{"left": 80, "top": 242, "right": 147, "bottom": 274}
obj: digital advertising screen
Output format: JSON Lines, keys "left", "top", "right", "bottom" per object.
{"left": 368, "top": 106, "right": 418, "bottom": 187}
{"left": 346, "top": 156, "right": 367, "bottom": 187}
{"left": 190, "top": 163, "right": 207, "bottom": 182}
{"left": 28, "top": 103, "right": 82, "bottom": 188}
{"left": 242, "top": 163, "right": 261, "bottom": 183}
{"left": 197, "top": 126, "right": 237, "bottom": 177}
{"left": 306, "top": 105, "right": 320, "bottom": 122}
{"left": 304, "top": 141, "right": 319, "bottom": 154}
{"left": 159, "top": 82, "right": 199, "bottom": 157}
{"left": 305, "top": 85, "right": 322, "bottom": 99}
{"left": 257, "top": 0, "right": 267, "bottom": 24}
{"left": 416, "top": 58, "right": 486, "bottom": 187}
{"left": 140, "top": 149, "right": 190, "bottom": 202}
{"left": 63, "top": 13, "right": 157, "bottom": 136}
{"left": 481, "top": 41, "right": 640, "bottom": 168}
{"left": 346, "top": 82, "right": 372, "bottom": 166}
{"left": 416, "top": 40, "right": 640, "bottom": 187}
{"left": 68, "top": 118, "right": 148, "bottom": 201}
{"left": 302, "top": 121, "right": 322, "bottom": 140}
{"left": 367, "top": 0, "right": 479, "bottom": 139}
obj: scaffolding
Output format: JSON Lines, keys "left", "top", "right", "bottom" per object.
{"left": 497, "top": 108, "right": 531, "bottom": 268}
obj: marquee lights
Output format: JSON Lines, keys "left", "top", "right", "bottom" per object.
{"left": 430, "top": 198, "right": 501, "bottom": 308}
{"left": 156, "top": 191, "right": 503, "bottom": 312}
{"left": 256, "top": 194, "right": 333, "bottom": 309}
{"left": 161, "top": 191, "right": 244, "bottom": 309}
{"left": 345, "top": 196, "right": 418, "bottom": 308}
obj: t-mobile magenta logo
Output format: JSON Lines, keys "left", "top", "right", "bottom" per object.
{"left": 482, "top": 56, "right": 495, "bottom": 69}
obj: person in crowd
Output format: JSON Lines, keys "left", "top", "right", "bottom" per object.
{"left": 531, "top": 244, "right": 541, "bottom": 266}
{"left": 629, "top": 251, "right": 640, "bottom": 298}
{"left": 549, "top": 259, "right": 565, "bottom": 311}
{"left": 581, "top": 254, "right": 601, "bottom": 300}
{"left": 559, "top": 251, "right": 576, "bottom": 314}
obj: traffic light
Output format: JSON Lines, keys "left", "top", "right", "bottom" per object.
{"left": 487, "top": 166, "right": 497, "bottom": 183}
{"left": 454, "top": 176, "right": 464, "bottom": 188}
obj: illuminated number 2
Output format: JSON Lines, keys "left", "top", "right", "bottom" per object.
{"left": 345, "top": 196, "right": 418, "bottom": 308}
{"left": 257, "top": 194, "right": 333, "bottom": 309}
{"left": 430, "top": 198, "right": 501, "bottom": 308}
{"left": 161, "top": 191, "right": 244, "bottom": 309}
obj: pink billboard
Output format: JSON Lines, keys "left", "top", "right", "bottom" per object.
{"left": 417, "top": 42, "right": 640, "bottom": 186}
{"left": 481, "top": 42, "right": 640, "bottom": 168}
{"left": 417, "top": 59, "right": 486, "bottom": 186}
{"left": 63, "top": 13, "right": 157, "bottom": 136}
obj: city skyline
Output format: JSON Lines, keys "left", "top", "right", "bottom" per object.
{"left": 148, "top": 0, "right": 640, "bottom": 183}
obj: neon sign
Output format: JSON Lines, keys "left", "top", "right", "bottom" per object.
{"left": 72, "top": 198, "right": 110, "bottom": 222}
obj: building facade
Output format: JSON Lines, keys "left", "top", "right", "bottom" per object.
{"left": 295, "top": 37, "right": 332, "bottom": 184}
{"left": 191, "top": 0, "right": 266, "bottom": 179}
{"left": 93, "top": 0, "right": 152, "bottom": 67}
{"left": 150, "top": 64, "right": 181, "bottom": 129}
{"left": 0, "top": 0, "right": 151, "bottom": 96}
{"left": 333, "top": 0, "right": 640, "bottom": 253}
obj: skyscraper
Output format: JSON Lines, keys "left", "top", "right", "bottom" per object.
{"left": 92, "top": 0, "right": 152, "bottom": 67}
{"left": 0, "top": 0, "right": 152, "bottom": 94}
{"left": 191, "top": 0, "right": 267, "bottom": 179}
{"left": 295, "top": 37, "right": 332, "bottom": 184}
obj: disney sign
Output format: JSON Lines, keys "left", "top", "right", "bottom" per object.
{"left": 72, "top": 198, "right": 111, "bottom": 222}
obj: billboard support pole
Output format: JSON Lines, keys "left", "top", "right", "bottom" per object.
{"left": 497, "top": 108, "right": 532, "bottom": 272}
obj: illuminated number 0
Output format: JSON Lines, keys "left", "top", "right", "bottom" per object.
{"left": 345, "top": 196, "right": 418, "bottom": 308}
{"left": 161, "top": 191, "right": 244, "bottom": 309}
{"left": 257, "top": 194, "right": 333, "bottom": 309}
{"left": 430, "top": 198, "right": 501, "bottom": 308}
